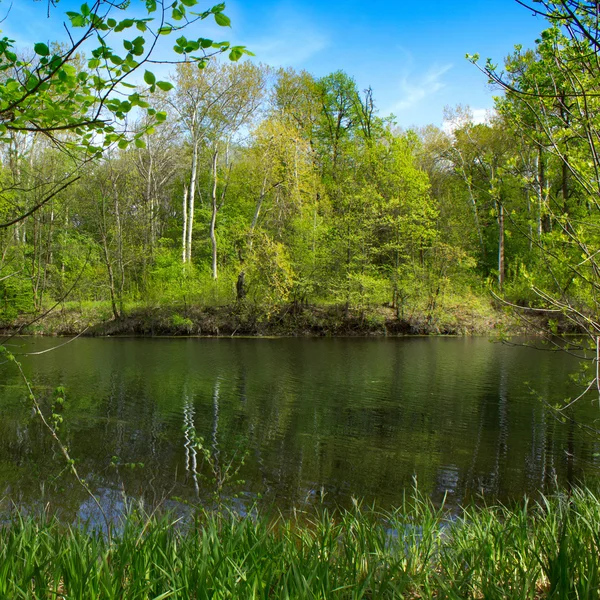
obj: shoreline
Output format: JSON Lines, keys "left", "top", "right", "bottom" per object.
{"left": 0, "top": 301, "right": 508, "bottom": 338}
{"left": 0, "top": 300, "right": 544, "bottom": 338}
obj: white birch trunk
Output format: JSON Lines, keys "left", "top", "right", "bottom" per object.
{"left": 182, "top": 187, "right": 188, "bottom": 263}
{"left": 210, "top": 148, "right": 219, "bottom": 280}
{"left": 186, "top": 140, "right": 199, "bottom": 263}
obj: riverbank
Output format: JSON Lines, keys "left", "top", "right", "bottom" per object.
{"left": 0, "top": 296, "right": 519, "bottom": 337}
{"left": 1, "top": 488, "right": 597, "bottom": 598}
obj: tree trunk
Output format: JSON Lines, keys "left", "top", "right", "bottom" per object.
{"left": 456, "top": 146, "right": 485, "bottom": 257}
{"left": 536, "top": 147, "right": 551, "bottom": 235}
{"left": 236, "top": 175, "right": 269, "bottom": 301}
{"left": 32, "top": 214, "right": 41, "bottom": 310}
{"left": 498, "top": 200, "right": 505, "bottom": 291}
{"left": 562, "top": 159, "right": 569, "bottom": 215}
{"left": 182, "top": 187, "right": 188, "bottom": 263}
{"left": 186, "top": 140, "right": 199, "bottom": 263}
{"left": 210, "top": 148, "right": 219, "bottom": 280}
{"left": 100, "top": 195, "right": 120, "bottom": 320}
{"left": 236, "top": 271, "right": 246, "bottom": 301}
{"left": 102, "top": 237, "right": 120, "bottom": 320}
{"left": 146, "top": 151, "right": 155, "bottom": 251}
{"left": 113, "top": 182, "right": 125, "bottom": 316}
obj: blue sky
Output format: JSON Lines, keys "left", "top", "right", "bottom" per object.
{"left": 3, "top": 0, "right": 548, "bottom": 128}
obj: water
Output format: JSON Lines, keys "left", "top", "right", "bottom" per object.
{"left": 0, "top": 336, "right": 598, "bottom": 519}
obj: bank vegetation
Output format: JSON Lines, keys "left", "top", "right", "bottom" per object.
{"left": 1, "top": 487, "right": 599, "bottom": 599}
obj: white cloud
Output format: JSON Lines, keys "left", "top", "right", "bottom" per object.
{"left": 243, "top": 5, "right": 329, "bottom": 67}
{"left": 390, "top": 63, "right": 453, "bottom": 113}
{"left": 441, "top": 106, "right": 495, "bottom": 133}
{"left": 472, "top": 107, "right": 492, "bottom": 124}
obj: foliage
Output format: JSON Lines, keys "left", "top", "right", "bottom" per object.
{"left": 470, "top": 2, "right": 600, "bottom": 335}
{"left": 0, "top": 488, "right": 599, "bottom": 597}
{"left": 6, "top": 1, "right": 596, "bottom": 330}
{"left": 0, "top": 0, "right": 248, "bottom": 149}
{"left": 0, "top": 0, "right": 249, "bottom": 236}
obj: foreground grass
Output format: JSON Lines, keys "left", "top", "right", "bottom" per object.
{"left": 2, "top": 488, "right": 600, "bottom": 599}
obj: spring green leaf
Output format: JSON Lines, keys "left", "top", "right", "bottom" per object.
{"left": 144, "top": 70, "right": 156, "bottom": 85}
{"left": 214, "top": 12, "right": 231, "bottom": 27}
{"left": 34, "top": 43, "right": 49, "bottom": 56}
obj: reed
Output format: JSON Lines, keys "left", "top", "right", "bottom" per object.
{"left": 1, "top": 488, "right": 599, "bottom": 599}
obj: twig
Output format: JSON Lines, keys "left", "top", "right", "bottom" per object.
{"left": 3, "top": 349, "right": 110, "bottom": 533}
{"left": 14, "top": 327, "right": 89, "bottom": 356}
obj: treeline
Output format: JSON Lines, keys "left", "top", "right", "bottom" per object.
{"left": 0, "top": 35, "right": 596, "bottom": 331}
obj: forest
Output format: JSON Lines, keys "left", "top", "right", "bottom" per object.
{"left": 0, "top": 1, "right": 599, "bottom": 338}
{"left": 2, "top": 3, "right": 600, "bottom": 597}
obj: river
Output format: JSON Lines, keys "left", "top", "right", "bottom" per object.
{"left": 0, "top": 336, "right": 597, "bottom": 520}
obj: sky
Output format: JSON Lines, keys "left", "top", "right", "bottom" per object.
{"left": 1, "top": 0, "right": 549, "bottom": 129}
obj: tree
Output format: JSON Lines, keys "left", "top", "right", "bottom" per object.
{"left": 443, "top": 110, "right": 516, "bottom": 290}
{"left": 470, "top": 1, "right": 600, "bottom": 400}
{"left": 231, "top": 116, "right": 320, "bottom": 304}
{"left": 172, "top": 61, "right": 266, "bottom": 274}
{"left": 0, "top": 0, "right": 249, "bottom": 229}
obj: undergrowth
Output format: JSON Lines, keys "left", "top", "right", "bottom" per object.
{"left": 0, "top": 488, "right": 599, "bottom": 598}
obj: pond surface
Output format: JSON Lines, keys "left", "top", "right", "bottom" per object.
{"left": 0, "top": 336, "right": 598, "bottom": 519}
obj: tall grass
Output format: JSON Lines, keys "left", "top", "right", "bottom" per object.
{"left": 1, "top": 488, "right": 600, "bottom": 598}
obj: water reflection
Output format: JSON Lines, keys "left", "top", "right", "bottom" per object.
{"left": 183, "top": 397, "right": 199, "bottom": 496}
{"left": 0, "top": 336, "right": 597, "bottom": 519}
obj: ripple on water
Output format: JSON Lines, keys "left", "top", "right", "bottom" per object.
{"left": 0, "top": 336, "right": 595, "bottom": 516}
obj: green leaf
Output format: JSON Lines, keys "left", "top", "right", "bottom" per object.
{"left": 229, "top": 47, "right": 243, "bottom": 61}
{"left": 125, "top": 55, "right": 139, "bottom": 68}
{"left": 156, "top": 81, "right": 173, "bottom": 91}
{"left": 114, "top": 18, "right": 134, "bottom": 32}
{"left": 214, "top": 12, "right": 231, "bottom": 27}
{"left": 134, "top": 138, "right": 146, "bottom": 148}
{"left": 158, "top": 25, "right": 173, "bottom": 35}
{"left": 180, "top": 0, "right": 197, "bottom": 6}
{"left": 34, "top": 43, "right": 50, "bottom": 56}
{"left": 144, "top": 70, "right": 156, "bottom": 85}
{"left": 66, "top": 11, "right": 86, "bottom": 27}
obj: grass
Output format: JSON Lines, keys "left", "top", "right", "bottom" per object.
{"left": 1, "top": 488, "right": 599, "bottom": 598}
